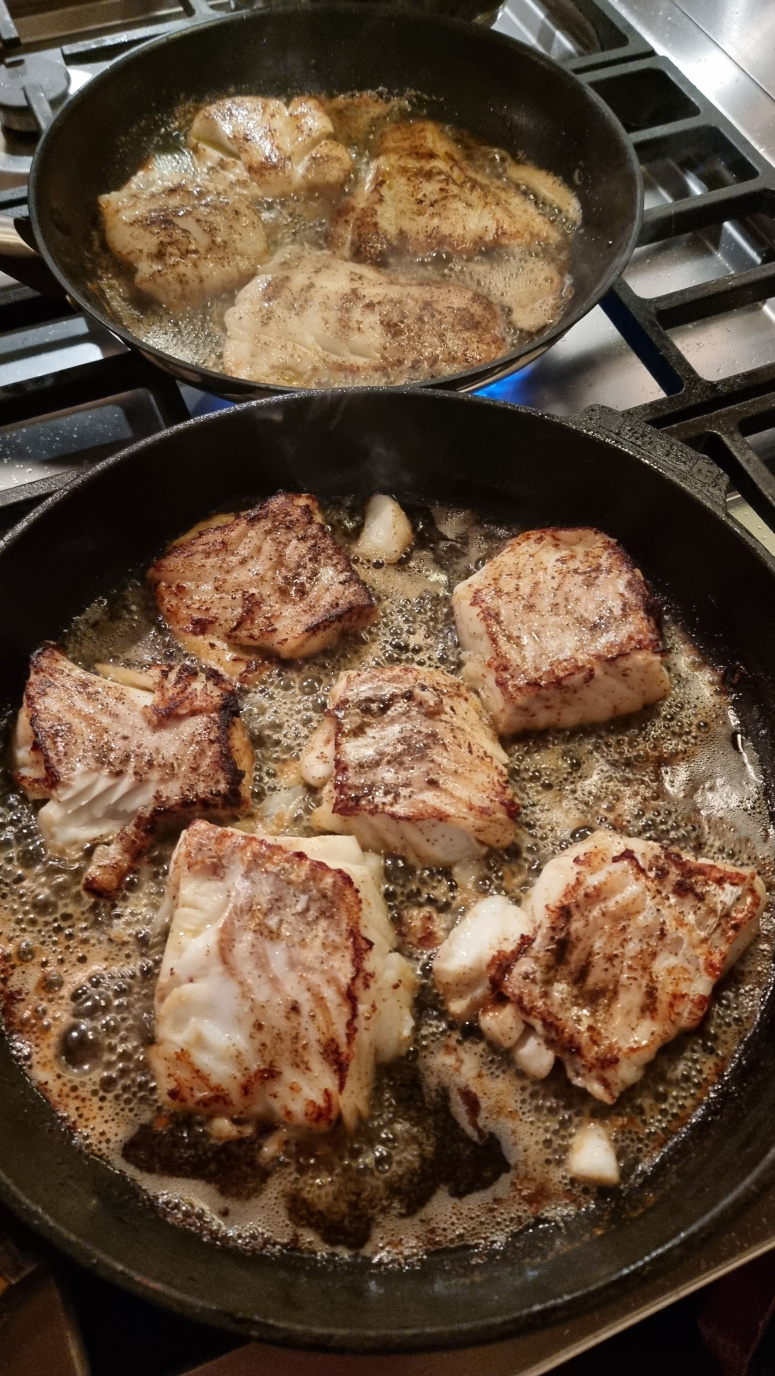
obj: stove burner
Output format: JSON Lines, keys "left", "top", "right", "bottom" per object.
{"left": 0, "top": 55, "right": 70, "bottom": 133}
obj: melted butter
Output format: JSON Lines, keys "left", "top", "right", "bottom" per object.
{"left": 0, "top": 498, "right": 772, "bottom": 1261}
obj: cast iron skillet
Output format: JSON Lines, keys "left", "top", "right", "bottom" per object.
{"left": 1, "top": 390, "right": 774, "bottom": 1353}
{"left": 0, "top": 4, "right": 642, "bottom": 399}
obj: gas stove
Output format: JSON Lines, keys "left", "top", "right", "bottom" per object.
{"left": 2, "top": 2, "right": 775, "bottom": 1373}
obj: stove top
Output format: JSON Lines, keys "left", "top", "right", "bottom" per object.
{"left": 2, "top": 2, "right": 775, "bottom": 1372}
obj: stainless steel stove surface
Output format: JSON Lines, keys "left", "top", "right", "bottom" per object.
{"left": 2, "top": 2, "right": 775, "bottom": 1373}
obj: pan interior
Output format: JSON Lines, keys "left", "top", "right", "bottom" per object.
{"left": 0, "top": 392, "right": 773, "bottom": 1350}
{"left": 2, "top": 496, "right": 770, "bottom": 1262}
{"left": 91, "top": 98, "right": 580, "bottom": 385}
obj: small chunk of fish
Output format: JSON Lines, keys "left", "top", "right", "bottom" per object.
{"left": 433, "top": 894, "right": 532, "bottom": 1022}
{"left": 511, "top": 1026, "right": 555, "bottom": 1079}
{"left": 453, "top": 527, "right": 670, "bottom": 734}
{"left": 222, "top": 248, "right": 507, "bottom": 388}
{"left": 99, "top": 159, "right": 268, "bottom": 309}
{"left": 433, "top": 896, "right": 551, "bottom": 1071}
{"left": 566, "top": 1122, "right": 620, "bottom": 1185}
{"left": 503, "top": 830, "right": 765, "bottom": 1103}
{"left": 148, "top": 492, "right": 376, "bottom": 683}
{"left": 14, "top": 646, "right": 253, "bottom": 896}
{"left": 353, "top": 495, "right": 413, "bottom": 564}
{"left": 421, "top": 1033, "right": 523, "bottom": 1166}
{"left": 189, "top": 95, "right": 353, "bottom": 197}
{"left": 301, "top": 665, "right": 519, "bottom": 865}
{"left": 329, "top": 120, "right": 567, "bottom": 263}
{"left": 478, "top": 998, "right": 525, "bottom": 1051}
{"left": 149, "top": 822, "right": 416, "bottom": 1131}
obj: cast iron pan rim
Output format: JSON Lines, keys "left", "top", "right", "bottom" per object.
{"left": 0, "top": 387, "right": 760, "bottom": 568}
{"left": 2, "top": 1081, "right": 775, "bottom": 1353}
{"left": 26, "top": 3, "right": 643, "bottom": 398}
{"left": 2, "top": 386, "right": 771, "bottom": 1352}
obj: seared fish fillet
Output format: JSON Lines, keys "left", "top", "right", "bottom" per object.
{"left": 149, "top": 822, "right": 415, "bottom": 1130}
{"left": 148, "top": 492, "right": 376, "bottom": 683}
{"left": 451, "top": 247, "right": 565, "bottom": 335}
{"left": 222, "top": 248, "right": 507, "bottom": 388}
{"left": 189, "top": 95, "right": 353, "bottom": 197}
{"left": 453, "top": 527, "right": 670, "bottom": 734}
{"left": 505, "top": 831, "right": 765, "bottom": 1101}
{"left": 322, "top": 93, "right": 409, "bottom": 149}
{"left": 301, "top": 665, "right": 519, "bottom": 865}
{"left": 99, "top": 159, "right": 268, "bottom": 309}
{"left": 435, "top": 830, "right": 764, "bottom": 1103}
{"left": 14, "top": 646, "right": 253, "bottom": 897}
{"left": 329, "top": 120, "right": 570, "bottom": 264}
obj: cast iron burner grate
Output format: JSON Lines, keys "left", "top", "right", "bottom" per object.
{"left": 577, "top": 55, "right": 775, "bottom": 525}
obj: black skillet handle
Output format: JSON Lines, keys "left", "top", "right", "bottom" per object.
{"left": 0, "top": 215, "right": 68, "bottom": 298}
{"left": 0, "top": 79, "right": 69, "bottom": 299}
{"left": 571, "top": 404, "right": 730, "bottom": 519}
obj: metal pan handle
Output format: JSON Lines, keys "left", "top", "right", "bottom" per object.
{"left": 0, "top": 216, "right": 68, "bottom": 298}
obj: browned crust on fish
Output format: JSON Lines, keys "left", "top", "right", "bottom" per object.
{"left": 330, "top": 119, "right": 562, "bottom": 264}
{"left": 98, "top": 162, "right": 269, "bottom": 310}
{"left": 221, "top": 249, "right": 508, "bottom": 388}
{"left": 502, "top": 839, "right": 764, "bottom": 1103}
{"left": 327, "top": 664, "right": 518, "bottom": 845}
{"left": 468, "top": 527, "right": 664, "bottom": 701}
{"left": 148, "top": 492, "right": 376, "bottom": 679}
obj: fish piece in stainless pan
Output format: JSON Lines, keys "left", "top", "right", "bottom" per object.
{"left": 0, "top": 6, "right": 641, "bottom": 400}
{"left": 94, "top": 101, "right": 582, "bottom": 389}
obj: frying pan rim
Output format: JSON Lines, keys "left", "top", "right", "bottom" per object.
{"left": 0, "top": 387, "right": 772, "bottom": 1353}
{"left": 26, "top": 2, "right": 643, "bottom": 398}
{"left": 0, "top": 388, "right": 760, "bottom": 565}
{"left": 0, "top": 1133, "right": 774, "bottom": 1356}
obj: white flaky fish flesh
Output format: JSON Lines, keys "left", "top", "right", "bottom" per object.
{"left": 149, "top": 822, "right": 416, "bottom": 1131}
{"left": 14, "top": 646, "right": 253, "bottom": 896}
